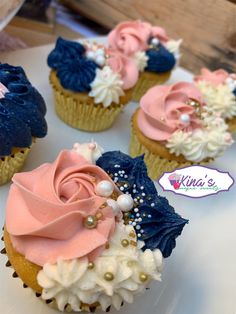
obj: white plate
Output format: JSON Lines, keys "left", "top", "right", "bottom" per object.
{"left": 0, "top": 39, "right": 236, "bottom": 314}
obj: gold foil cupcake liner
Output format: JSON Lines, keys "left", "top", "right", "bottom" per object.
{"left": 130, "top": 124, "right": 212, "bottom": 180}
{"left": 227, "top": 116, "right": 236, "bottom": 133}
{"left": 50, "top": 71, "right": 133, "bottom": 132}
{"left": 132, "top": 70, "right": 171, "bottom": 102}
{"left": 0, "top": 146, "right": 31, "bottom": 185}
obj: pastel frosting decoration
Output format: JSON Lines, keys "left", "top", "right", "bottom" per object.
{"left": 137, "top": 82, "right": 203, "bottom": 141}
{"left": 6, "top": 150, "right": 117, "bottom": 266}
{"left": 0, "top": 63, "right": 47, "bottom": 156}
{"left": 145, "top": 44, "right": 176, "bottom": 73}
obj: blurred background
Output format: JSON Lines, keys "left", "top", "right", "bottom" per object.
{"left": 0, "top": 0, "right": 235, "bottom": 73}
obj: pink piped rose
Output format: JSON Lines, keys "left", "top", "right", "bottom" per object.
{"left": 6, "top": 150, "right": 118, "bottom": 266}
{"left": 106, "top": 49, "right": 139, "bottom": 89}
{"left": 194, "top": 68, "right": 229, "bottom": 86}
{"left": 108, "top": 20, "right": 152, "bottom": 56}
{"left": 137, "top": 82, "right": 203, "bottom": 141}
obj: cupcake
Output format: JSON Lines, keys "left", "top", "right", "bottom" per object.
{"left": 130, "top": 82, "right": 233, "bottom": 180}
{"left": 0, "top": 63, "right": 47, "bottom": 185}
{"left": 48, "top": 37, "right": 139, "bottom": 132}
{"left": 194, "top": 68, "right": 236, "bottom": 132}
{"left": 108, "top": 20, "right": 182, "bottom": 101}
{"left": 3, "top": 141, "right": 187, "bottom": 312}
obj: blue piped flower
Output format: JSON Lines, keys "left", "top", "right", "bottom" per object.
{"left": 96, "top": 151, "right": 188, "bottom": 258}
{"left": 0, "top": 63, "right": 47, "bottom": 156}
{"left": 47, "top": 37, "right": 85, "bottom": 70}
{"left": 145, "top": 44, "right": 176, "bottom": 73}
{"left": 57, "top": 58, "right": 98, "bottom": 92}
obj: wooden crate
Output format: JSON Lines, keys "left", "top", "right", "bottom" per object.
{"left": 61, "top": 0, "right": 236, "bottom": 73}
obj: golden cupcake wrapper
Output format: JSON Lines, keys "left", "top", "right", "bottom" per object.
{"left": 50, "top": 70, "right": 133, "bottom": 132}
{"left": 2, "top": 227, "right": 110, "bottom": 313}
{"left": 227, "top": 116, "right": 236, "bottom": 133}
{"left": 130, "top": 116, "right": 212, "bottom": 180}
{"left": 132, "top": 70, "right": 171, "bottom": 102}
{"left": 0, "top": 146, "right": 31, "bottom": 185}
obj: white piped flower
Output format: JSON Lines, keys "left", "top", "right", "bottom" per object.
{"left": 73, "top": 141, "right": 104, "bottom": 164}
{"left": 133, "top": 51, "right": 148, "bottom": 72}
{"left": 165, "top": 39, "right": 182, "bottom": 60}
{"left": 196, "top": 81, "right": 236, "bottom": 119}
{"left": 37, "top": 224, "right": 163, "bottom": 312}
{"left": 89, "top": 66, "right": 124, "bottom": 107}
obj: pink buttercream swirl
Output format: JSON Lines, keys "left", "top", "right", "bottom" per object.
{"left": 108, "top": 20, "right": 169, "bottom": 56}
{"left": 6, "top": 150, "right": 118, "bottom": 266}
{"left": 106, "top": 49, "right": 139, "bottom": 89}
{"left": 0, "top": 82, "right": 9, "bottom": 99}
{"left": 138, "top": 82, "right": 204, "bottom": 141}
{"left": 194, "top": 68, "right": 229, "bottom": 86}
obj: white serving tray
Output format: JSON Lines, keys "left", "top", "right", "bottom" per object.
{"left": 0, "top": 38, "right": 235, "bottom": 314}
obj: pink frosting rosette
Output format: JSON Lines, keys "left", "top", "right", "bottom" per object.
{"left": 194, "top": 68, "right": 228, "bottom": 86}
{"left": 6, "top": 150, "right": 118, "bottom": 266}
{"left": 108, "top": 20, "right": 151, "bottom": 56}
{"left": 106, "top": 49, "right": 139, "bottom": 89}
{"left": 137, "top": 82, "right": 203, "bottom": 141}
{"left": 108, "top": 20, "right": 170, "bottom": 56}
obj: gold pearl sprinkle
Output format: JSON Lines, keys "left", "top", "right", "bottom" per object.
{"left": 104, "top": 272, "right": 114, "bottom": 281}
{"left": 83, "top": 215, "right": 98, "bottom": 229}
{"left": 105, "top": 243, "right": 110, "bottom": 249}
{"left": 130, "top": 240, "right": 137, "bottom": 247}
{"left": 95, "top": 211, "right": 103, "bottom": 219}
{"left": 129, "top": 231, "right": 136, "bottom": 238}
{"left": 88, "top": 262, "right": 95, "bottom": 270}
{"left": 99, "top": 203, "right": 107, "bottom": 209}
{"left": 139, "top": 272, "right": 148, "bottom": 282}
{"left": 121, "top": 239, "right": 129, "bottom": 247}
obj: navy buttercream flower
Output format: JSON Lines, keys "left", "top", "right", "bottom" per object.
{"left": 0, "top": 63, "right": 47, "bottom": 156}
{"left": 57, "top": 58, "right": 98, "bottom": 92}
{"left": 96, "top": 151, "right": 188, "bottom": 258}
{"left": 233, "top": 88, "right": 236, "bottom": 97}
{"left": 145, "top": 44, "right": 176, "bottom": 73}
{"left": 47, "top": 37, "right": 85, "bottom": 70}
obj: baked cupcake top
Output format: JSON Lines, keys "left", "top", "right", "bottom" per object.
{"left": 5, "top": 141, "right": 187, "bottom": 311}
{"left": 0, "top": 63, "right": 47, "bottom": 156}
{"left": 47, "top": 37, "right": 139, "bottom": 107}
{"left": 137, "top": 82, "right": 233, "bottom": 162}
{"left": 194, "top": 68, "right": 236, "bottom": 120}
{"left": 108, "top": 20, "right": 182, "bottom": 73}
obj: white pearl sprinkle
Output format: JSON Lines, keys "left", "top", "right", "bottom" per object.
{"left": 114, "top": 173, "right": 118, "bottom": 176}
{"left": 151, "top": 203, "right": 155, "bottom": 207}
{"left": 140, "top": 186, "right": 144, "bottom": 190}
{"left": 180, "top": 113, "right": 190, "bottom": 124}
{"left": 132, "top": 222, "right": 136, "bottom": 226}
{"left": 137, "top": 233, "right": 141, "bottom": 237}
{"left": 138, "top": 218, "right": 142, "bottom": 222}
{"left": 120, "top": 187, "right": 124, "bottom": 191}
{"left": 133, "top": 184, "right": 136, "bottom": 187}
{"left": 141, "top": 230, "right": 144, "bottom": 233}
{"left": 151, "top": 37, "right": 159, "bottom": 46}
{"left": 136, "top": 225, "right": 141, "bottom": 230}
{"left": 124, "top": 184, "right": 128, "bottom": 188}
{"left": 140, "top": 199, "right": 144, "bottom": 203}
{"left": 133, "top": 189, "right": 137, "bottom": 193}
{"left": 95, "top": 180, "right": 114, "bottom": 197}
{"left": 134, "top": 208, "right": 139, "bottom": 213}
{"left": 136, "top": 213, "right": 140, "bottom": 217}
{"left": 124, "top": 175, "right": 128, "bottom": 178}
{"left": 148, "top": 215, "right": 152, "bottom": 218}
{"left": 142, "top": 193, "right": 145, "bottom": 196}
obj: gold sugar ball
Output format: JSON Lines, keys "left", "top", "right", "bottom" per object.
{"left": 121, "top": 239, "right": 129, "bottom": 247}
{"left": 139, "top": 272, "right": 148, "bottom": 282}
{"left": 88, "top": 262, "right": 95, "bottom": 270}
{"left": 83, "top": 215, "right": 98, "bottom": 229}
{"left": 104, "top": 272, "right": 114, "bottom": 281}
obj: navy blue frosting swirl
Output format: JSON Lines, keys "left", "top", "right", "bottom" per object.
{"left": 47, "top": 37, "right": 85, "bottom": 69}
{"left": 0, "top": 63, "right": 47, "bottom": 156}
{"left": 48, "top": 37, "right": 98, "bottom": 92}
{"left": 96, "top": 151, "right": 188, "bottom": 258}
{"left": 57, "top": 58, "right": 98, "bottom": 92}
{"left": 233, "top": 88, "right": 236, "bottom": 97}
{"left": 145, "top": 43, "right": 176, "bottom": 73}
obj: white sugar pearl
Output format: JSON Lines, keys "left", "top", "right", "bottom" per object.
{"left": 95, "top": 180, "right": 114, "bottom": 197}
{"left": 86, "top": 50, "right": 95, "bottom": 60}
{"left": 151, "top": 37, "right": 159, "bottom": 46}
{"left": 117, "top": 194, "right": 134, "bottom": 212}
{"left": 95, "top": 55, "right": 105, "bottom": 66}
{"left": 180, "top": 114, "right": 190, "bottom": 124}
{"left": 96, "top": 48, "right": 105, "bottom": 56}
{"left": 107, "top": 199, "right": 120, "bottom": 216}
